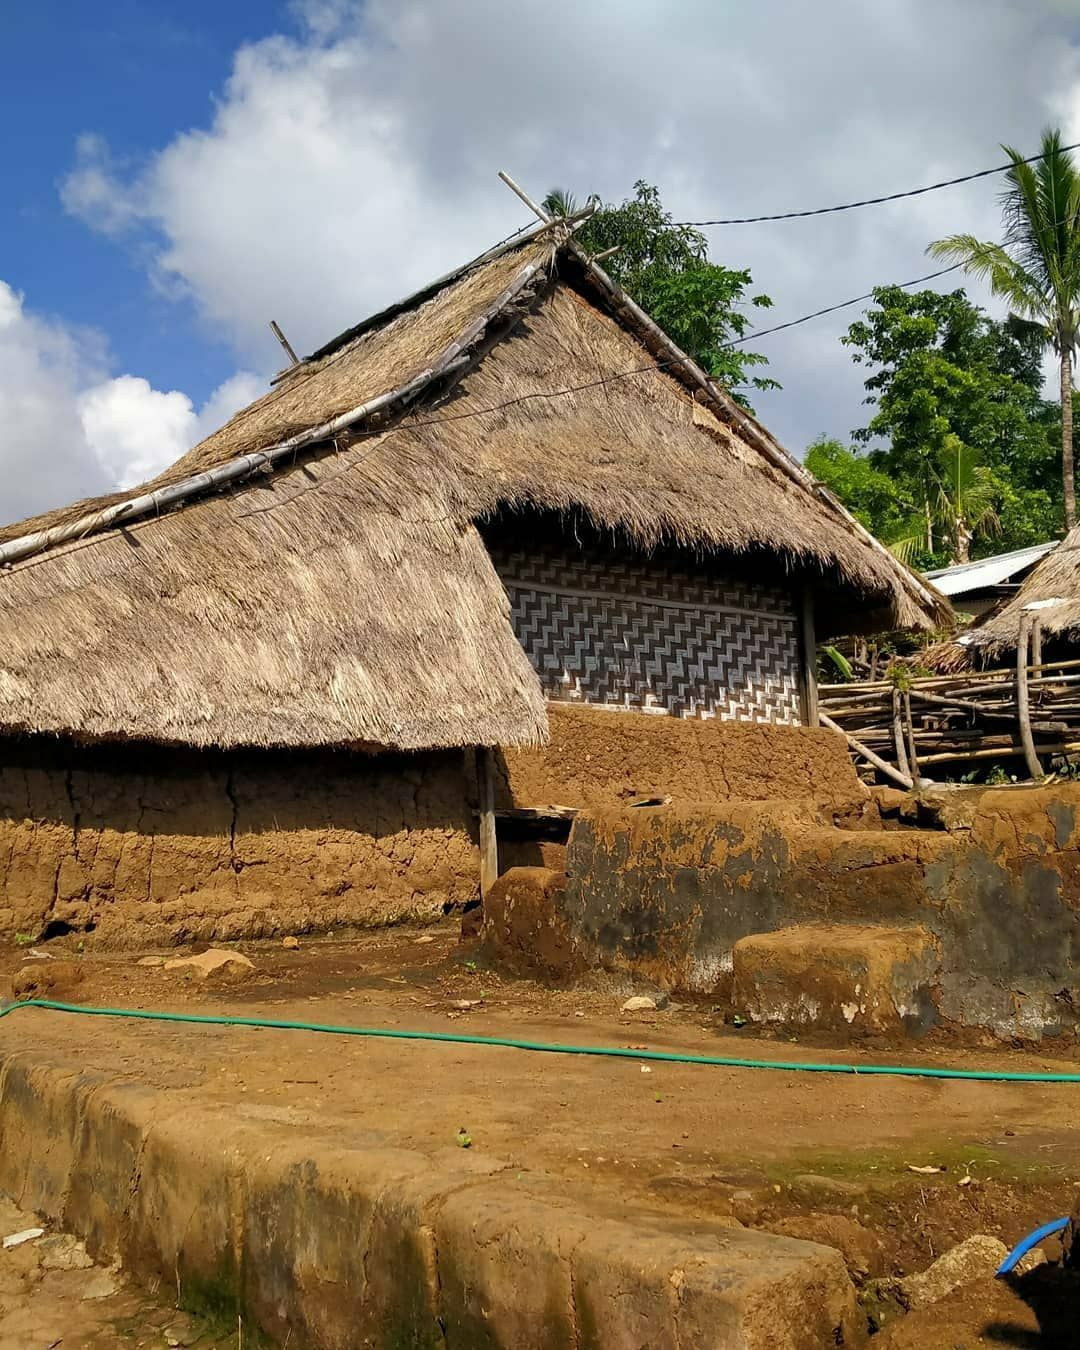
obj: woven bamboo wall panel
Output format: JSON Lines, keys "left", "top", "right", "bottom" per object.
{"left": 489, "top": 544, "right": 801, "bottom": 724}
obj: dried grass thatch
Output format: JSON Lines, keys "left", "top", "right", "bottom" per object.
{"left": 0, "top": 225, "right": 949, "bottom": 750}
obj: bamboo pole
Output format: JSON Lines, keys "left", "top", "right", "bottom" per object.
{"left": 1016, "top": 614, "right": 1044, "bottom": 782}
{"left": 919, "top": 740, "right": 1080, "bottom": 766}
{"left": 819, "top": 712, "right": 913, "bottom": 789}
{"left": 902, "top": 691, "right": 927, "bottom": 785}
{"left": 891, "top": 688, "right": 911, "bottom": 781}
{"left": 819, "top": 658, "right": 1080, "bottom": 698}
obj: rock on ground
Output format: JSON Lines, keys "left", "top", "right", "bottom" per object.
{"left": 11, "top": 960, "right": 84, "bottom": 1001}
{"left": 621, "top": 995, "right": 658, "bottom": 1012}
{"left": 900, "top": 1233, "right": 1008, "bottom": 1309}
{"left": 164, "top": 948, "right": 255, "bottom": 983}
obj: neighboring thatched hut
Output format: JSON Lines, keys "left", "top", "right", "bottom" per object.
{"left": 0, "top": 219, "right": 946, "bottom": 945}
{"left": 928, "top": 530, "right": 1078, "bottom": 672}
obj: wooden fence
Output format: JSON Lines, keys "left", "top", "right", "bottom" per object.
{"left": 818, "top": 645, "right": 1080, "bottom": 788}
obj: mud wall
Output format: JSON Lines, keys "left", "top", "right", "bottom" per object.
{"left": 560, "top": 786, "right": 1080, "bottom": 1039}
{"left": 0, "top": 738, "right": 478, "bottom": 948}
{"left": 498, "top": 705, "right": 865, "bottom": 811}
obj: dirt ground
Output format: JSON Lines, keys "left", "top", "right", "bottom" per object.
{"left": 0, "top": 1194, "right": 237, "bottom": 1349}
{"left": 3, "top": 922, "right": 1080, "bottom": 1346}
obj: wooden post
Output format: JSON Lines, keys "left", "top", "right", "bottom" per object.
{"left": 1016, "top": 614, "right": 1044, "bottom": 782}
{"left": 477, "top": 747, "right": 499, "bottom": 899}
{"left": 798, "top": 583, "right": 819, "bottom": 728}
{"left": 891, "top": 688, "right": 912, "bottom": 781}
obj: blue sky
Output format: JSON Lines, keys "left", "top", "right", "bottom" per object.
{"left": 3, "top": 2, "right": 294, "bottom": 403}
{"left": 3, "top": 1, "right": 1080, "bottom": 525}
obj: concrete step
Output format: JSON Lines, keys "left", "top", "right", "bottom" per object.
{"left": 733, "top": 924, "right": 939, "bottom": 1035}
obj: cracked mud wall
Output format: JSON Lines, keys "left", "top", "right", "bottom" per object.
{"left": 0, "top": 738, "right": 479, "bottom": 947}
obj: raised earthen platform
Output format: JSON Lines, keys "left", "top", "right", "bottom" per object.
{"left": 3, "top": 926, "right": 1080, "bottom": 1347}
{"left": 485, "top": 781, "right": 1080, "bottom": 1040}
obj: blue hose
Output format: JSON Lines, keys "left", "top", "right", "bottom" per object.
{"left": 996, "top": 1217, "right": 1070, "bottom": 1276}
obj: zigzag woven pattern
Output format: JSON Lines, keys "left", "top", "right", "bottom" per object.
{"left": 489, "top": 544, "right": 801, "bottom": 724}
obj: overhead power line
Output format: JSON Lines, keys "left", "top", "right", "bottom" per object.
{"left": 727, "top": 263, "right": 964, "bottom": 346}
{"left": 677, "top": 140, "right": 1080, "bottom": 226}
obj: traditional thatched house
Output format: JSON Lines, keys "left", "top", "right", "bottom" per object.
{"left": 0, "top": 219, "right": 945, "bottom": 945}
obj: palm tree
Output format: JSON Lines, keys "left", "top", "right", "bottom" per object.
{"left": 929, "top": 128, "right": 1080, "bottom": 529}
{"left": 541, "top": 188, "right": 578, "bottom": 218}
{"left": 887, "top": 441, "right": 1000, "bottom": 565}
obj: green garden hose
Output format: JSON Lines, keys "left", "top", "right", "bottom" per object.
{"left": 3, "top": 998, "right": 1080, "bottom": 1082}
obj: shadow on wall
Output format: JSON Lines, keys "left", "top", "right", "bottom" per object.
{"left": 0, "top": 736, "right": 480, "bottom": 948}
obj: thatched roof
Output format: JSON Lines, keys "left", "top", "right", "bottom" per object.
{"left": 927, "top": 529, "right": 1078, "bottom": 671}
{"left": 0, "top": 219, "right": 948, "bottom": 751}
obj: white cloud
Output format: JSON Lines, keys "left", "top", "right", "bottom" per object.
{"left": 61, "top": 134, "right": 144, "bottom": 238}
{"left": 77, "top": 370, "right": 262, "bottom": 489}
{"left": 78, "top": 377, "right": 201, "bottom": 488}
{"left": 57, "top": 0, "right": 1080, "bottom": 455}
{"left": 0, "top": 280, "right": 259, "bottom": 524}
{"left": 0, "top": 280, "right": 112, "bottom": 523}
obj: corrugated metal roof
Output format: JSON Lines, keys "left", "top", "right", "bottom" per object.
{"left": 924, "top": 541, "right": 1057, "bottom": 597}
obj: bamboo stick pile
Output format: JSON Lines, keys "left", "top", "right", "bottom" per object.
{"left": 818, "top": 657, "right": 1080, "bottom": 785}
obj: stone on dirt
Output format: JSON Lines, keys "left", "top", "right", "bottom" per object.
{"left": 38, "top": 1232, "right": 94, "bottom": 1271}
{"left": 11, "top": 960, "right": 84, "bottom": 1001}
{"left": 136, "top": 954, "right": 166, "bottom": 967}
{"left": 791, "top": 1173, "right": 867, "bottom": 1200}
{"left": 621, "top": 995, "right": 658, "bottom": 1012}
{"left": 80, "top": 1267, "right": 119, "bottom": 1300}
{"left": 282, "top": 935, "right": 300, "bottom": 950}
{"left": 900, "top": 1233, "right": 1008, "bottom": 1309}
{"left": 164, "top": 948, "right": 255, "bottom": 982}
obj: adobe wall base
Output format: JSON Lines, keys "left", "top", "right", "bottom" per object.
{"left": 0, "top": 1049, "right": 863, "bottom": 1350}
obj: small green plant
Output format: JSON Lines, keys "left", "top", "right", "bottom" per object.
{"left": 455, "top": 1128, "right": 473, "bottom": 1149}
{"left": 818, "top": 645, "right": 854, "bottom": 682}
{"left": 464, "top": 960, "right": 478, "bottom": 973}
{"left": 985, "top": 765, "right": 1014, "bottom": 786}
{"left": 13, "top": 932, "right": 34, "bottom": 947}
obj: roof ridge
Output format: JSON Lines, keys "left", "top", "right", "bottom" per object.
{"left": 0, "top": 254, "right": 552, "bottom": 570}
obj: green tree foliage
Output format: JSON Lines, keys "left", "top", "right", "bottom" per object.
{"left": 930, "top": 129, "right": 1080, "bottom": 529}
{"left": 573, "top": 182, "right": 777, "bottom": 406}
{"left": 804, "top": 437, "right": 910, "bottom": 539}
{"left": 811, "top": 286, "right": 1061, "bottom": 568}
